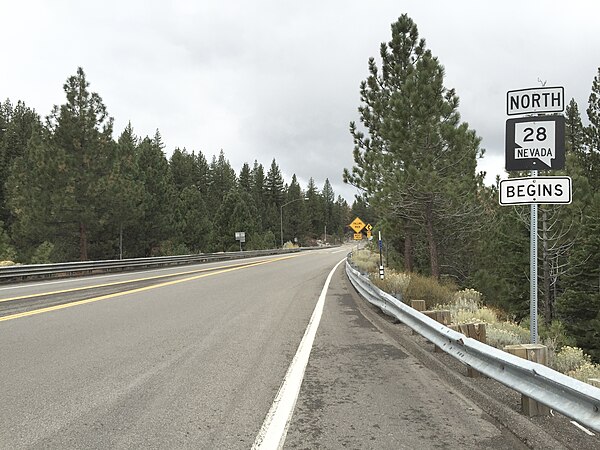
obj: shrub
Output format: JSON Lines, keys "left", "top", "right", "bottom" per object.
{"left": 351, "top": 249, "right": 379, "bottom": 275}
{"left": 373, "top": 271, "right": 411, "bottom": 300}
{"left": 552, "top": 346, "right": 591, "bottom": 374}
{"left": 30, "top": 241, "right": 55, "bottom": 264}
{"left": 487, "top": 321, "right": 530, "bottom": 349}
{"left": 567, "top": 362, "right": 600, "bottom": 384}
{"left": 404, "top": 272, "right": 454, "bottom": 308}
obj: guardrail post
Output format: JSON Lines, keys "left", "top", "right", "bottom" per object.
{"left": 449, "top": 323, "right": 487, "bottom": 377}
{"left": 504, "top": 344, "right": 550, "bottom": 416}
{"left": 422, "top": 310, "right": 451, "bottom": 352}
{"left": 410, "top": 300, "right": 426, "bottom": 311}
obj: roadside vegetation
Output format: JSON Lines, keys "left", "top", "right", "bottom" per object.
{"left": 350, "top": 248, "right": 600, "bottom": 386}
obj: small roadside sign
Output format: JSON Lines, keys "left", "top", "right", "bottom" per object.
{"left": 349, "top": 217, "right": 366, "bottom": 233}
{"left": 499, "top": 176, "right": 572, "bottom": 205}
{"left": 365, "top": 223, "right": 373, "bottom": 231}
{"left": 235, "top": 232, "right": 246, "bottom": 243}
{"left": 366, "top": 230, "right": 372, "bottom": 239}
{"left": 507, "top": 86, "right": 564, "bottom": 116}
{"left": 505, "top": 115, "right": 565, "bottom": 171}
{"left": 353, "top": 233, "right": 363, "bottom": 240}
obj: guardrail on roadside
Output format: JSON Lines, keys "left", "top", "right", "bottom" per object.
{"left": 0, "top": 248, "right": 315, "bottom": 284}
{"left": 345, "top": 258, "right": 600, "bottom": 433}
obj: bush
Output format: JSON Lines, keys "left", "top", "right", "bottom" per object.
{"left": 404, "top": 272, "right": 455, "bottom": 308}
{"left": 351, "top": 249, "right": 379, "bottom": 275}
{"left": 487, "top": 321, "right": 530, "bottom": 349}
{"left": 30, "top": 241, "right": 55, "bottom": 264}
{"left": 552, "top": 346, "right": 591, "bottom": 374}
{"left": 373, "top": 271, "right": 411, "bottom": 300}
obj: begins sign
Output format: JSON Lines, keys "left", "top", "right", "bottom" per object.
{"left": 499, "top": 176, "right": 572, "bottom": 205}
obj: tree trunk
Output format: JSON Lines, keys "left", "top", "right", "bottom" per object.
{"left": 542, "top": 208, "right": 552, "bottom": 325}
{"left": 425, "top": 199, "right": 440, "bottom": 279}
{"left": 404, "top": 221, "right": 414, "bottom": 272}
{"left": 79, "top": 222, "right": 88, "bottom": 261}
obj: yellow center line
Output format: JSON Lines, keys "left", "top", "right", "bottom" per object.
{"left": 0, "top": 254, "right": 299, "bottom": 323}
{"left": 0, "top": 254, "right": 301, "bottom": 304}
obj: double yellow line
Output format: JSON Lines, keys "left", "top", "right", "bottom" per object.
{"left": 0, "top": 254, "right": 299, "bottom": 323}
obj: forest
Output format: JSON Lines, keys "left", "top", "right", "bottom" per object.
{"left": 2, "top": 14, "right": 600, "bottom": 362}
{"left": 0, "top": 68, "right": 352, "bottom": 264}
{"left": 344, "top": 15, "right": 600, "bottom": 361}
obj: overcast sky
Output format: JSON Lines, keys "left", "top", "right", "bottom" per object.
{"left": 2, "top": 0, "right": 599, "bottom": 202}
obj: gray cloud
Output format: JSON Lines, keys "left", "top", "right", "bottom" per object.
{"left": 2, "top": 0, "right": 599, "bottom": 202}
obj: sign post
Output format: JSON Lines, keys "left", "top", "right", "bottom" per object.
{"left": 378, "top": 231, "right": 384, "bottom": 280}
{"left": 502, "top": 85, "right": 565, "bottom": 344}
{"left": 235, "top": 232, "right": 246, "bottom": 251}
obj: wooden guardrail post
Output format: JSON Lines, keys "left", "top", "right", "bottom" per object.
{"left": 503, "top": 344, "right": 550, "bottom": 416}
{"left": 410, "top": 300, "right": 426, "bottom": 311}
{"left": 421, "top": 310, "right": 451, "bottom": 352}
{"left": 449, "top": 323, "right": 487, "bottom": 377}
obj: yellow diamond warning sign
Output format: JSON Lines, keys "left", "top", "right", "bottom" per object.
{"left": 365, "top": 223, "right": 373, "bottom": 231}
{"left": 349, "top": 217, "right": 366, "bottom": 233}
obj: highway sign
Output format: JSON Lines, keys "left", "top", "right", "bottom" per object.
{"left": 365, "top": 223, "right": 373, "bottom": 232}
{"left": 349, "top": 217, "right": 366, "bottom": 233}
{"left": 499, "top": 176, "right": 572, "bottom": 205}
{"left": 505, "top": 115, "right": 565, "bottom": 171}
{"left": 366, "top": 230, "right": 372, "bottom": 239}
{"left": 235, "top": 231, "right": 246, "bottom": 243}
{"left": 353, "top": 233, "right": 363, "bottom": 240}
{"left": 507, "top": 86, "right": 564, "bottom": 116}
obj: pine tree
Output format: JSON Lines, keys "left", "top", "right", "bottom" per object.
{"left": 265, "top": 158, "right": 284, "bottom": 208}
{"left": 207, "top": 150, "right": 237, "bottom": 214}
{"left": 239, "top": 162, "right": 252, "bottom": 193}
{"left": 135, "top": 131, "right": 175, "bottom": 256}
{"left": 0, "top": 100, "right": 40, "bottom": 225}
{"left": 344, "top": 15, "right": 482, "bottom": 278}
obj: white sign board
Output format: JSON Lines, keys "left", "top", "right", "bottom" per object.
{"left": 235, "top": 231, "right": 246, "bottom": 243}
{"left": 499, "top": 176, "right": 572, "bottom": 205}
{"left": 507, "top": 86, "right": 564, "bottom": 116}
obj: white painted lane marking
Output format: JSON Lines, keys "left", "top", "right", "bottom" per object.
{"left": 252, "top": 258, "right": 345, "bottom": 450}
{"left": 571, "top": 420, "right": 596, "bottom": 436}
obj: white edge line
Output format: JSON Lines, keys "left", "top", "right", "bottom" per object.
{"left": 252, "top": 258, "right": 346, "bottom": 450}
{"left": 570, "top": 420, "right": 596, "bottom": 436}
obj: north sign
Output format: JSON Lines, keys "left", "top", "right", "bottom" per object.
{"left": 499, "top": 176, "right": 572, "bottom": 205}
{"left": 507, "top": 86, "right": 564, "bottom": 116}
{"left": 505, "top": 115, "right": 565, "bottom": 171}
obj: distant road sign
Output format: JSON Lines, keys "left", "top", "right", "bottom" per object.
{"left": 499, "top": 176, "right": 572, "bottom": 205}
{"left": 365, "top": 223, "right": 373, "bottom": 231}
{"left": 505, "top": 115, "right": 565, "bottom": 171}
{"left": 349, "top": 217, "right": 366, "bottom": 233}
{"left": 507, "top": 86, "right": 564, "bottom": 116}
{"left": 353, "top": 233, "right": 363, "bottom": 240}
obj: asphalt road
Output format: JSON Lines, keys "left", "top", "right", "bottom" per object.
{"left": 1, "top": 246, "right": 596, "bottom": 449}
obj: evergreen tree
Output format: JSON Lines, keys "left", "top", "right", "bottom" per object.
{"left": 207, "top": 150, "right": 237, "bottom": 214}
{"left": 322, "top": 178, "right": 335, "bottom": 240}
{"left": 238, "top": 162, "right": 252, "bottom": 193}
{"left": 305, "top": 177, "right": 323, "bottom": 239}
{"left": 7, "top": 68, "right": 115, "bottom": 261}
{"left": 175, "top": 186, "right": 211, "bottom": 253}
{"left": 251, "top": 161, "right": 267, "bottom": 229}
{"left": 265, "top": 158, "right": 284, "bottom": 208}
{"left": 344, "top": 14, "right": 482, "bottom": 278}
{"left": 214, "top": 189, "right": 258, "bottom": 251}
{"left": 283, "top": 174, "right": 306, "bottom": 244}
{"left": 0, "top": 99, "right": 39, "bottom": 225}
{"left": 135, "top": 131, "right": 175, "bottom": 256}
{"left": 170, "top": 148, "right": 198, "bottom": 194}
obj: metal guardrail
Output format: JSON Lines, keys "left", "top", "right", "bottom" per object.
{"left": 345, "top": 259, "right": 600, "bottom": 433}
{"left": 0, "top": 248, "right": 312, "bottom": 284}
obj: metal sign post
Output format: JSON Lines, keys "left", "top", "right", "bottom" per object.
{"left": 502, "top": 85, "right": 566, "bottom": 345}
{"left": 530, "top": 171, "right": 538, "bottom": 344}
